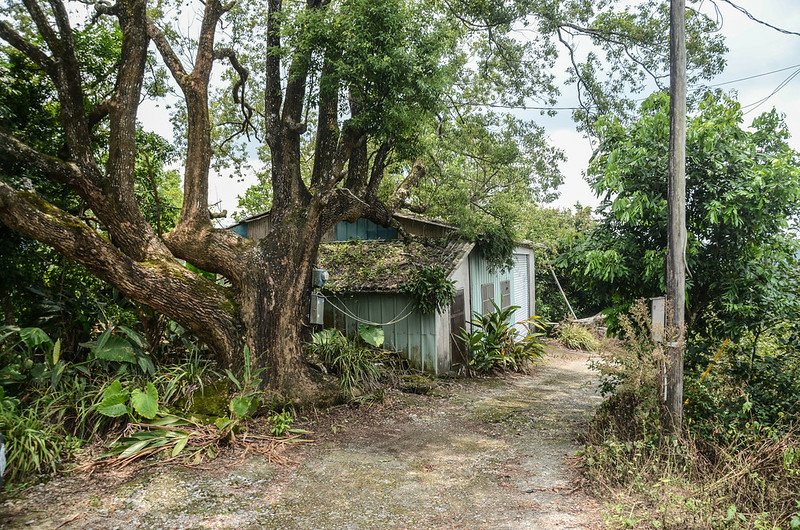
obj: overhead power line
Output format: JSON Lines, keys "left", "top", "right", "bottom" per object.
{"left": 741, "top": 67, "right": 800, "bottom": 116}
{"left": 709, "top": 63, "right": 800, "bottom": 87}
{"left": 715, "top": 0, "right": 800, "bottom": 37}
{"left": 460, "top": 62, "right": 800, "bottom": 113}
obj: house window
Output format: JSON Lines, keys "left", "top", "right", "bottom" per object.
{"left": 500, "top": 280, "right": 511, "bottom": 309}
{"left": 481, "top": 282, "right": 495, "bottom": 315}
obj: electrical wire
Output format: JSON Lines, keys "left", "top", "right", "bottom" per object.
{"left": 320, "top": 293, "right": 417, "bottom": 327}
{"left": 459, "top": 63, "right": 800, "bottom": 113}
{"left": 714, "top": 0, "right": 800, "bottom": 37}
{"left": 706, "top": 63, "right": 800, "bottom": 87}
{"left": 741, "top": 67, "right": 800, "bottom": 115}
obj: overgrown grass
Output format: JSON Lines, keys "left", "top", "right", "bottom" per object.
{"left": 582, "top": 300, "right": 800, "bottom": 529}
{"left": 557, "top": 322, "right": 601, "bottom": 351}
{"left": 306, "top": 329, "right": 384, "bottom": 399}
{"left": 0, "top": 400, "right": 81, "bottom": 483}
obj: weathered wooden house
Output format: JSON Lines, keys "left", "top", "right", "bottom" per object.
{"left": 229, "top": 212, "right": 535, "bottom": 375}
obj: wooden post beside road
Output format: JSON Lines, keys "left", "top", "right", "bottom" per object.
{"left": 665, "top": 0, "right": 688, "bottom": 434}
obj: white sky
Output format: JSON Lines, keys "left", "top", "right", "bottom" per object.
{"left": 138, "top": 0, "right": 800, "bottom": 217}
{"left": 546, "top": 0, "right": 800, "bottom": 210}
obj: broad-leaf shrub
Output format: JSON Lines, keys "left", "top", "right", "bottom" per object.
{"left": 307, "top": 329, "right": 383, "bottom": 398}
{"left": 462, "top": 303, "right": 545, "bottom": 374}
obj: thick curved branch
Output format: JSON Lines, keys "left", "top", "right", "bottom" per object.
{"left": 146, "top": 19, "right": 188, "bottom": 88}
{"left": 148, "top": 3, "right": 219, "bottom": 233}
{"left": 365, "top": 140, "right": 392, "bottom": 200}
{"left": 47, "top": 0, "right": 74, "bottom": 45}
{"left": 162, "top": 226, "right": 254, "bottom": 286}
{"left": 0, "top": 182, "right": 241, "bottom": 361}
{"left": 87, "top": 99, "right": 112, "bottom": 129}
{"left": 311, "top": 56, "right": 340, "bottom": 190}
{"left": 0, "top": 131, "right": 85, "bottom": 188}
{"left": 193, "top": 0, "right": 229, "bottom": 83}
{"left": 0, "top": 21, "right": 56, "bottom": 75}
{"left": 21, "top": 0, "right": 60, "bottom": 51}
{"left": 21, "top": 0, "right": 94, "bottom": 164}
{"left": 389, "top": 160, "right": 426, "bottom": 211}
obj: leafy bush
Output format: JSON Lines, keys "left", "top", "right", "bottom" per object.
{"left": 462, "top": 303, "right": 545, "bottom": 374}
{"left": 0, "top": 321, "right": 226, "bottom": 484}
{"left": 403, "top": 265, "right": 456, "bottom": 314}
{"left": 307, "top": 329, "right": 383, "bottom": 398}
{"left": 582, "top": 300, "right": 800, "bottom": 529}
{"left": 557, "top": 322, "right": 600, "bottom": 351}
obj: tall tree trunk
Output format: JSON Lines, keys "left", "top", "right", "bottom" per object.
{"left": 238, "top": 211, "right": 328, "bottom": 402}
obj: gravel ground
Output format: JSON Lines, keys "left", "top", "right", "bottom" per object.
{"left": 0, "top": 346, "right": 603, "bottom": 530}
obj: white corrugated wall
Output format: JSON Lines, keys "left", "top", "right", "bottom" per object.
{"left": 512, "top": 253, "right": 530, "bottom": 334}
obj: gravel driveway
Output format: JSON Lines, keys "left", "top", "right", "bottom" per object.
{"left": 1, "top": 346, "right": 602, "bottom": 529}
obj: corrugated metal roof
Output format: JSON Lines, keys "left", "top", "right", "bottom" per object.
{"left": 234, "top": 209, "right": 455, "bottom": 230}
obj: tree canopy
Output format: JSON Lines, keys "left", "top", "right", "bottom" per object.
{"left": 0, "top": 0, "right": 729, "bottom": 398}
{"left": 563, "top": 92, "right": 800, "bottom": 337}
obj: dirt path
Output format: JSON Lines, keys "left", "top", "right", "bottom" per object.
{"left": 1, "top": 347, "right": 603, "bottom": 529}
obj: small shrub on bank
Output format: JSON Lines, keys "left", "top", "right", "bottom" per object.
{"left": 582, "top": 300, "right": 800, "bottom": 529}
{"left": 557, "top": 322, "right": 601, "bottom": 351}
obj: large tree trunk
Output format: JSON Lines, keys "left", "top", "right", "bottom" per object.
{"left": 0, "top": 0, "right": 401, "bottom": 406}
{"left": 239, "top": 209, "right": 329, "bottom": 402}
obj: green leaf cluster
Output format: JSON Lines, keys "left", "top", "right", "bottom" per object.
{"left": 564, "top": 92, "right": 800, "bottom": 338}
{"left": 97, "top": 379, "right": 160, "bottom": 420}
{"left": 462, "top": 302, "right": 545, "bottom": 374}
{"left": 403, "top": 265, "right": 456, "bottom": 314}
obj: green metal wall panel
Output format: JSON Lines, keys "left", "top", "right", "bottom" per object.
{"left": 322, "top": 293, "right": 439, "bottom": 373}
{"left": 468, "top": 252, "right": 515, "bottom": 318}
{"left": 229, "top": 223, "right": 248, "bottom": 237}
{"left": 335, "top": 219, "right": 398, "bottom": 241}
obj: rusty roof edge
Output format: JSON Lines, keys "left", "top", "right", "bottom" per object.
{"left": 392, "top": 211, "right": 457, "bottom": 230}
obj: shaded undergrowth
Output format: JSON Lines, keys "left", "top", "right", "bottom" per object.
{"left": 581, "top": 301, "right": 800, "bottom": 529}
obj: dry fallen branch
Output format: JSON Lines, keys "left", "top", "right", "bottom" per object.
{"left": 72, "top": 416, "right": 314, "bottom": 473}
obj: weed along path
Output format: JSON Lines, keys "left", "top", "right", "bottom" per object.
{"left": 1, "top": 347, "right": 602, "bottom": 529}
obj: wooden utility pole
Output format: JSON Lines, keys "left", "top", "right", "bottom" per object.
{"left": 664, "top": 0, "right": 687, "bottom": 433}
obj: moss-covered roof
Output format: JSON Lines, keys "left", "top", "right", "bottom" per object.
{"left": 318, "top": 239, "right": 473, "bottom": 293}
